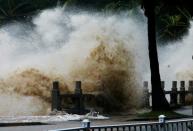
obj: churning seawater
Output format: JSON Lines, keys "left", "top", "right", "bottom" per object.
{"left": 0, "top": 7, "right": 192, "bottom": 116}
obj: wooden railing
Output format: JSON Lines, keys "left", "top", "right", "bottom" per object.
{"left": 143, "top": 81, "right": 193, "bottom": 107}
{"left": 51, "top": 80, "right": 193, "bottom": 114}
{"left": 51, "top": 81, "right": 96, "bottom": 115}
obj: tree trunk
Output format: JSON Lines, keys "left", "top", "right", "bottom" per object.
{"left": 143, "top": 1, "right": 170, "bottom": 111}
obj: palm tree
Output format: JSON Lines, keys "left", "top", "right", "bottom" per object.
{"left": 158, "top": 15, "right": 188, "bottom": 40}
{"left": 142, "top": 0, "right": 170, "bottom": 111}
{"left": 156, "top": 7, "right": 191, "bottom": 42}
{"left": 0, "top": 0, "right": 35, "bottom": 24}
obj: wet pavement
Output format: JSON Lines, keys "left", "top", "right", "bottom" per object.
{"left": 174, "top": 106, "right": 193, "bottom": 116}
{"left": 0, "top": 106, "right": 193, "bottom": 131}
{"left": 0, "top": 119, "right": 142, "bottom": 131}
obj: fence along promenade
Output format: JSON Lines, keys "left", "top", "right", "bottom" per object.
{"left": 50, "top": 81, "right": 193, "bottom": 131}
{"left": 49, "top": 117, "right": 193, "bottom": 131}
{"left": 51, "top": 81, "right": 97, "bottom": 114}
{"left": 143, "top": 80, "right": 193, "bottom": 107}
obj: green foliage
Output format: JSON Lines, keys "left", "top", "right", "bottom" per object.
{"left": 30, "top": 0, "right": 57, "bottom": 9}
{"left": 61, "top": 0, "right": 140, "bottom": 11}
{"left": 63, "top": 0, "right": 78, "bottom": 8}
{"left": 0, "top": 0, "right": 58, "bottom": 24}
{"left": 177, "top": 7, "right": 192, "bottom": 20}
{"left": 155, "top": 6, "right": 191, "bottom": 42}
{"left": 0, "top": 0, "right": 35, "bottom": 21}
{"left": 103, "top": 0, "right": 140, "bottom": 12}
{"left": 157, "top": 14, "right": 189, "bottom": 42}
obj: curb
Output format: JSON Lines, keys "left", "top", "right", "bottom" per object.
{"left": 0, "top": 122, "right": 49, "bottom": 127}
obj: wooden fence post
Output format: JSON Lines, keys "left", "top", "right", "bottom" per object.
{"left": 161, "top": 81, "right": 165, "bottom": 90}
{"left": 75, "top": 81, "right": 82, "bottom": 94}
{"left": 188, "top": 81, "right": 193, "bottom": 115}
{"left": 51, "top": 81, "right": 61, "bottom": 111}
{"left": 74, "top": 81, "right": 84, "bottom": 114}
{"left": 143, "top": 81, "right": 150, "bottom": 107}
{"left": 170, "top": 81, "right": 178, "bottom": 106}
{"left": 189, "top": 81, "right": 193, "bottom": 106}
{"left": 188, "top": 81, "right": 193, "bottom": 92}
{"left": 179, "top": 81, "right": 185, "bottom": 105}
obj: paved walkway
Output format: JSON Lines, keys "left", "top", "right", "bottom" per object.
{"left": 174, "top": 106, "right": 193, "bottom": 116}
{"left": 1, "top": 106, "right": 193, "bottom": 131}
{"left": 0, "top": 119, "right": 143, "bottom": 131}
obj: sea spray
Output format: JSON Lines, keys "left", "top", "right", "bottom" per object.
{"left": 0, "top": 7, "right": 150, "bottom": 115}
{"left": 2, "top": 8, "right": 193, "bottom": 115}
{"left": 158, "top": 21, "right": 193, "bottom": 90}
{"left": 0, "top": 93, "right": 49, "bottom": 116}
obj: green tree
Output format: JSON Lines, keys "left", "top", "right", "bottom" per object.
{"left": 155, "top": 6, "right": 191, "bottom": 42}
{"left": 0, "top": 0, "right": 35, "bottom": 24}
{"left": 142, "top": 0, "right": 170, "bottom": 111}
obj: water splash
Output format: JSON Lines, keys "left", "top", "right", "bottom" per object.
{"left": 158, "top": 21, "right": 193, "bottom": 89}
{"left": 0, "top": 8, "right": 149, "bottom": 115}
{"left": 2, "top": 7, "right": 193, "bottom": 115}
